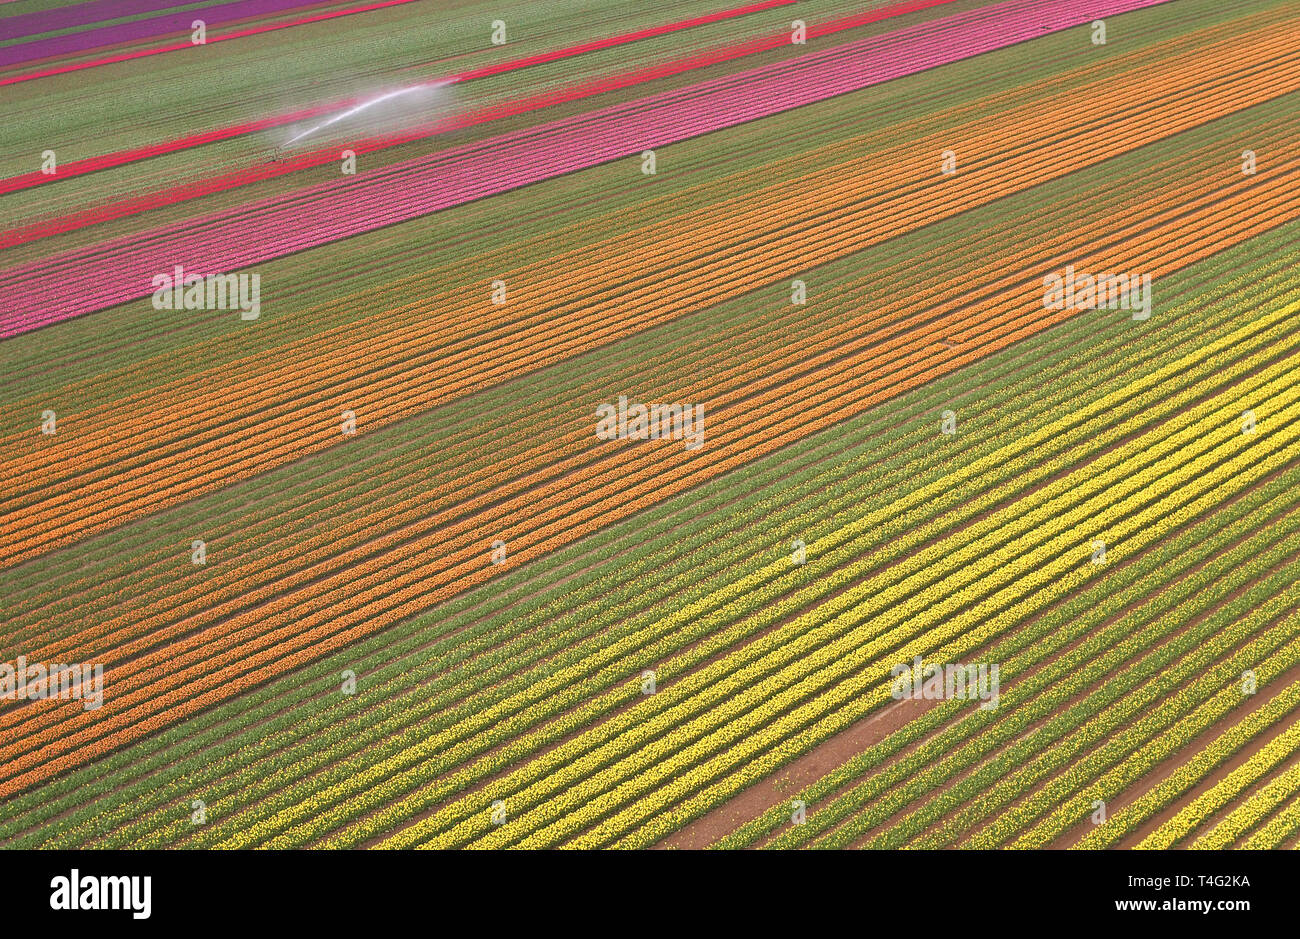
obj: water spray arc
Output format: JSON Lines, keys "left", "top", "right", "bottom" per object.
{"left": 281, "top": 82, "right": 445, "bottom": 149}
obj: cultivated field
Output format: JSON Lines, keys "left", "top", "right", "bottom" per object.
{"left": 1, "top": 0, "right": 1298, "bottom": 851}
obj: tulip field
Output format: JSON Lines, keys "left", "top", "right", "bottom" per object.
{"left": 2, "top": 0, "right": 1299, "bottom": 854}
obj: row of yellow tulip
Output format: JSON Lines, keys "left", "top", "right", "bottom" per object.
{"left": 469, "top": 357, "right": 1300, "bottom": 847}
{"left": 733, "top": 459, "right": 1300, "bottom": 849}
{"left": 1026, "top": 676, "right": 1300, "bottom": 849}
{"left": 1193, "top": 755, "right": 1300, "bottom": 848}
{"left": 1071, "top": 679, "right": 1300, "bottom": 849}
{"left": 1240, "top": 792, "right": 1300, "bottom": 848}
{"left": 961, "top": 609, "right": 1300, "bottom": 848}
{"left": 1139, "top": 710, "right": 1300, "bottom": 848}
{"left": 841, "top": 561, "right": 1300, "bottom": 849}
